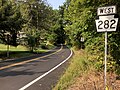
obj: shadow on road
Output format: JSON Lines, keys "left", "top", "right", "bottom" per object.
{"left": 0, "top": 46, "right": 61, "bottom": 68}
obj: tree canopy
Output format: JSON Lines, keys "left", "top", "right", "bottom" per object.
{"left": 0, "top": 0, "right": 25, "bottom": 46}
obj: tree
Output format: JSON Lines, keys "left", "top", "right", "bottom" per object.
{"left": 17, "top": 0, "right": 54, "bottom": 50}
{"left": 0, "top": 0, "right": 25, "bottom": 46}
{"left": 48, "top": 7, "right": 66, "bottom": 45}
{"left": 63, "top": 0, "right": 120, "bottom": 73}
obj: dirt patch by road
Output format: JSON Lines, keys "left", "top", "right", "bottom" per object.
{"left": 68, "top": 70, "right": 120, "bottom": 90}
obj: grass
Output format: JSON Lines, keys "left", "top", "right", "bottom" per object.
{"left": 0, "top": 44, "right": 29, "bottom": 51}
{"left": 53, "top": 49, "right": 93, "bottom": 90}
{"left": 0, "top": 44, "right": 55, "bottom": 60}
{"left": 34, "top": 48, "right": 50, "bottom": 53}
{"left": 0, "top": 44, "right": 30, "bottom": 60}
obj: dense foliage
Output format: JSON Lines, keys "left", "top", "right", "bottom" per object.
{"left": 47, "top": 7, "right": 66, "bottom": 45}
{"left": 0, "top": 0, "right": 25, "bottom": 46}
{"left": 0, "top": 0, "right": 58, "bottom": 51}
{"left": 17, "top": 0, "right": 54, "bottom": 51}
{"left": 63, "top": 0, "right": 120, "bottom": 73}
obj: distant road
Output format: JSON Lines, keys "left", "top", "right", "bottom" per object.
{"left": 0, "top": 45, "right": 72, "bottom": 90}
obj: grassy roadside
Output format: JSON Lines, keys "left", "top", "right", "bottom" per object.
{"left": 0, "top": 44, "right": 29, "bottom": 51}
{"left": 53, "top": 49, "right": 120, "bottom": 90}
{"left": 0, "top": 44, "right": 30, "bottom": 60}
{"left": 0, "top": 44, "right": 54, "bottom": 60}
{"left": 53, "top": 49, "right": 93, "bottom": 90}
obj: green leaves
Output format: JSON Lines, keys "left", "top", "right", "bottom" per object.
{"left": 0, "top": 0, "right": 25, "bottom": 46}
{"left": 63, "top": 0, "right": 120, "bottom": 73}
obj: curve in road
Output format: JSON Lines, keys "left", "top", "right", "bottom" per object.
{"left": 0, "top": 45, "right": 72, "bottom": 90}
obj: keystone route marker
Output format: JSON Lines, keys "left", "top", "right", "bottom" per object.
{"left": 95, "top": 15, "right": 118, "bottom": 32}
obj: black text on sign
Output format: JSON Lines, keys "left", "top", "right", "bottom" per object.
{"left": 97, "top": 6, "right": 116, "bottom": 16}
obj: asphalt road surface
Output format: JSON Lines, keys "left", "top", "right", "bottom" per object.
{"left": 0, "top": 45, "right": 72, "bottom": 90}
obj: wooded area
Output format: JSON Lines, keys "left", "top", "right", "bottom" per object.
{"left": 62, "top": 0, "right": 120, "bottom": 74}
{"left": 0, "top": 0, "right": 65, "bottom": 52}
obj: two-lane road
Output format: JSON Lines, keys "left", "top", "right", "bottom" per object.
{"left": 0, "top": 46, "right": 72, "bottom": 90}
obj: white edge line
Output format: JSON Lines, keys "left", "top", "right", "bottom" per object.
{"left": 19, "top": 50, "right": 73, "bottom": 90}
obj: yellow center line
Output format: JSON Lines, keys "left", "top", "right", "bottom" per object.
{"left": 0, "top": 46, "right": 63, "bottom": 70}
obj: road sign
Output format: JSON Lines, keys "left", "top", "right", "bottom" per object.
{"left": 97, "top": 6, "right": 116, "bottom": 16}
{"left": 95, "top": 15, "right": 118, "bottom": 32}
{"left": 96, "top": 5, "right": 119, "bottom": 90}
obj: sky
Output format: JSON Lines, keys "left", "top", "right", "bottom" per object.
{"left": 47, "top": 0, "right": 65, "bottom": 9}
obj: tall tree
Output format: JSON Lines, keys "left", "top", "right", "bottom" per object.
{"left": 0, "top": 0, "right": 25, "bottom": 46}
{"left": 48, "top": 6, "right": 66, "bottom": 45}
{"left": 17, "top": 0, "right": 54, "bottom": 51}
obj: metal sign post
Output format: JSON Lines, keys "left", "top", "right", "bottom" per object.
{"left": 104, "top": 32, "right": 107, "bottom": 90}
{"left": 95, "top": 5, "right": 118, "bottom": 90}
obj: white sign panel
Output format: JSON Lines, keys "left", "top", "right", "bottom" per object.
{"left": 97, "top": 6, "right": 116, "bottom": 16}
{"left": 95, "top": 15, "right": 118, "bottom": 32}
